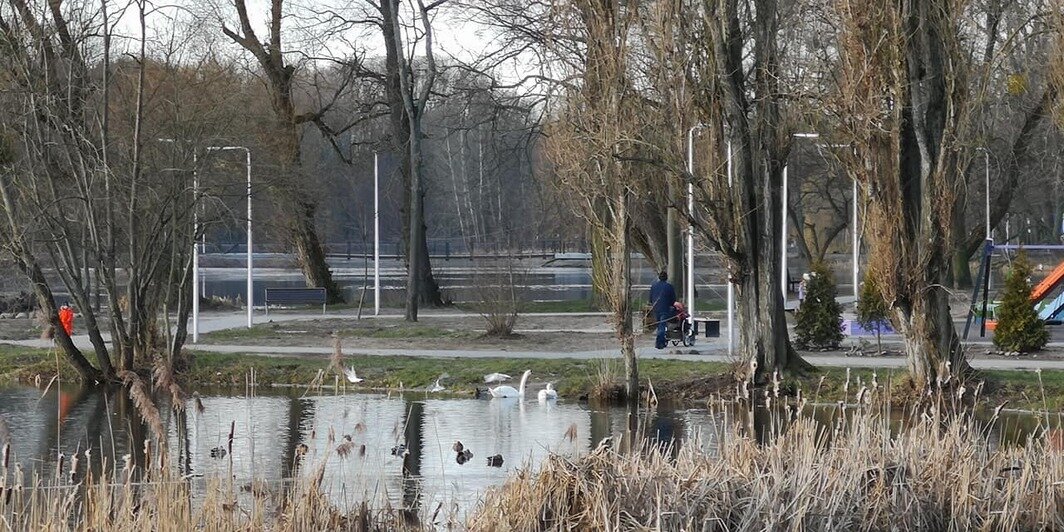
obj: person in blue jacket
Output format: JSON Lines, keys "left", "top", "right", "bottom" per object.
{"left": 649, "top": 271, "right": 677, "bottom": 349}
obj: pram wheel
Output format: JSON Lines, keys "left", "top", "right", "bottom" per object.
{"left": 681, "top": 321, "right": 694, "bottom": 347}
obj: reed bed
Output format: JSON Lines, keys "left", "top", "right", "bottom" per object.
{"left": 0, "top": 451, "right": 422, "bottom": 531}
{"left": 470, "top": 400, "right": 1063, "bottom": 531}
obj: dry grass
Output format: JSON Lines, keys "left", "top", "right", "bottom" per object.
{"left": 0, "top": 451, "right": 426, "bottom": 531}
{"left": 471, "top": 399, "right": 1063, "bottom": 531}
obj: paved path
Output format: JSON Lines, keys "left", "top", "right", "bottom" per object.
{"left": 176, "top": 343, "right": 1064, "bottom": 370}
{"left": 5, "top": 309, "right": 1064, "bottom": 371}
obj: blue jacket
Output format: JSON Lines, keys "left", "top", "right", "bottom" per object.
{"left": 649, "top": 280, "right": 677, "bottom": 316}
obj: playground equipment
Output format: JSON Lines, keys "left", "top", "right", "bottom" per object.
{"left": 963, "top": 240, "right": 1064, "bottom": 339}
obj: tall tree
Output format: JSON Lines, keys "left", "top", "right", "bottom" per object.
{"left": 673, "top": 0, "right": 812, "bottom": 379}
{"left": 833, "top": 0, "right": 974, "bottom": 386}
{"left": 376, "top": 0, "right": 445, "bottom": 318}
{"left": 222, "top": 0, "right": 344, "bottom": 303}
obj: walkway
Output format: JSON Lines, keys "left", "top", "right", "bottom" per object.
{"left": 4, "top": 309, "right": 1063, "bottom": 371}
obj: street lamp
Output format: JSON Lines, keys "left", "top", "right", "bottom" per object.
{"left": 373, "top": 152, "right": 380, "bottom": 316}
{"left": 725, "top": 138, "right": 734, "bottom": 356}
{"left": 686, "top": 124, "right": 707, "bottom": 335}
{"left": 976, "top": 147, "right": 991, "bottom": 240}
{"left": 206, "top": 146, "right": 253, "bottom": 329}
{"left": 158, "top": 138, "right": 202, "bottom": 341}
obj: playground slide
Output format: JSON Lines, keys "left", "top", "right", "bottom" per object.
{"left": 1038, "top": 291, "right": 1064, "bottom": 321}
{"left": 1030, "top": 260, "right": 1064, "bottom": 303}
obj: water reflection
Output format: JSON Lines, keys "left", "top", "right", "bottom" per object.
{"left": 0, "top": 385, "right": 1055, "bottom": 520}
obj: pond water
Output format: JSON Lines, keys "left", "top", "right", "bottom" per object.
{"left": 0, "top": 385, "right": 1053, "bottom": 520}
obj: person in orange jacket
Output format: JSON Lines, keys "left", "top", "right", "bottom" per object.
{"left": 58, "top": 303, "right": 74, "bottom": 336}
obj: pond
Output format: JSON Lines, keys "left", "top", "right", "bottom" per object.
{"left": 0, "top": 384, "right": 1053, "bottom": 521}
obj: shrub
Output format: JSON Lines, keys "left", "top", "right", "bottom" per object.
{"left": 993, "top": 251, "right": 1049, "bottom": 353}
{"left": 856, "top": 275, "right": 891, "bottom": 354}
{"left": 474, "top": 259, "right": 522, "bottom": 337}
{"left": 794, "top": 262, "right": 843, "bottom": 349}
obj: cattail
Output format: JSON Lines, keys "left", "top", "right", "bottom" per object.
{"left": 330, "top": 333, "right": 344, "bottom": 373}
{"left": 336, "top": 441, "right": 354, "bottom": 458}
{"left": 69, "top": 452, "right": 80, "bottom": 483}
{"left": 55, "top": 453, "right": 64, "bottom": 481}
{"left": 0, "top": 415, "right": 9, "bottom": 449}
{"left": 844, "top": 368, "right": 851, "bottom": 396}
{"left": 564, "top": 423, "right": 578, "bottom": 442}
{"left": 122, "top": 454, "right": 134, "bottom": 487}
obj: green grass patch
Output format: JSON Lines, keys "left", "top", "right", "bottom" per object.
{"left": 0, "top": 344, "right": 80, "bottom": 382}
{"left": 185, "top": 351, "right": 729, "bottom": 398}
{"left": 777, "top": 366, "right": 1064, "bottom": 412}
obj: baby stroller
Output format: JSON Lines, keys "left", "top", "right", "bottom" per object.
{"left": 664, "top": 302, "right": 694, "bottom": 347}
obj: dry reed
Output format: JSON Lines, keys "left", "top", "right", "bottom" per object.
{"left": 0, "top": 452, "right": 424, "bottom": 531}
{"left": 471, "top": 400, "right": 1064, "bottom": 531}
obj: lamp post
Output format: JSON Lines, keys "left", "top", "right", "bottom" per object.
{"left": 158, "top": 138, "right": 202, "bottom": 341}
{"left": 725, "top": 138, "right": 734, "bottom": 356}
{"left": 976, "top": 147, "right": 991, "bottom": 240}
{"left": 206, "top": 146, "right": 253, "bottom": 328}
{"left": 374, "top": 152, "right": 380, "bottom": 316}
{"left": 686, "top": 124, "right": 707, "bottom": 334}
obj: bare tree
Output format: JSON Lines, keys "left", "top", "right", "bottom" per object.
{"left": 221, "top": 0, "right": 344, "bottom": 303}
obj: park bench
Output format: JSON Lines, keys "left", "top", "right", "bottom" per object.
{"left": 693, "top": 317, "right": 721, "bottom": 338}
{"left": 264, "top": 287, "right": 327, "bottom": 317}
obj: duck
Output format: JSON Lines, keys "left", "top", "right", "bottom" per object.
{"left": 486, "top": 454, "right": 504, "bottom": 467}
{"left": 456, "top": 448, "right": 473, "bottom": 465}
{"left": 390, "top": 444, "right": 408, "bottom": 457}
{"left": 489, "top": 370, "right": 531, "bottom": 398}
{"left": 538, "top": 382, "right": 558, "bottom": 402}
{"left": 209, "top": 446, "right": 227, "bottom": 459}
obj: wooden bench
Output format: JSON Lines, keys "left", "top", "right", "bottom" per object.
{"left": 264, "top": 288, "right": 327, "bottom": 317}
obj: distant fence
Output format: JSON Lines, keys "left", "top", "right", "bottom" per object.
{"left": 197, "top": 238, "right": 589, "bottom": 259}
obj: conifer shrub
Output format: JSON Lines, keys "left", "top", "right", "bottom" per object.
{"left": 993, "top": 251, "right": 1049, "bottom": 353}
{"left": 794, "top": 262, "right": 843, "bottom": 349}
{"left": 856, "top": 275, "right": 891, "bottom": 354}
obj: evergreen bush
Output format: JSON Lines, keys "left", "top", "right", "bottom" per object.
{"left": 794, "top": 262, "right": 844, "bottom": 349}
{"left": 993, "top": 251, "right": 1049, "bottom": 353}
{"left": 856, "top": 275, "right": 891, "bottom": 354}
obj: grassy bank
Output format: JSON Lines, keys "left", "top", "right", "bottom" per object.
{"left": 185, "top": 351, "right": 730, "bottom": 398}
{"left": 2, "top": 343, "right": 1062, "bottom": 411}
{"left": 202, "top": 321, "right": 476, "bottom": 343}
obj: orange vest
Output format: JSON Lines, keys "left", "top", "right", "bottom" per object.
{"left": 58, "top": 307, "right": 74, "bottom": 336}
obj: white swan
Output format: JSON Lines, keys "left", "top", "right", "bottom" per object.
{"left": 344, "top": 366, "right": 363, "bottom": 384}
{"left": 489, "top": 370, "right": 530, "bottom": 398}
{"left": 537, "top": 382, "right": 558, "bottom": 402}
{"left": 483, "top": 372, "right": 512, "bottom": 384}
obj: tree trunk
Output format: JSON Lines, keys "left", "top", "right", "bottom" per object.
{"left": 610, "top": 190, "right": 637, "bottom": 400}
{"left": 380, "top": 0, "right": 443, "bottom": 311}
{"left": 894, "top": 287, "right": 965, "bottom": 386}
{"left": 24, "top": 259, "right": 101, "bottom": 382}
{"left": 291, "top": 199, "right": 344, "bottom": 303}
